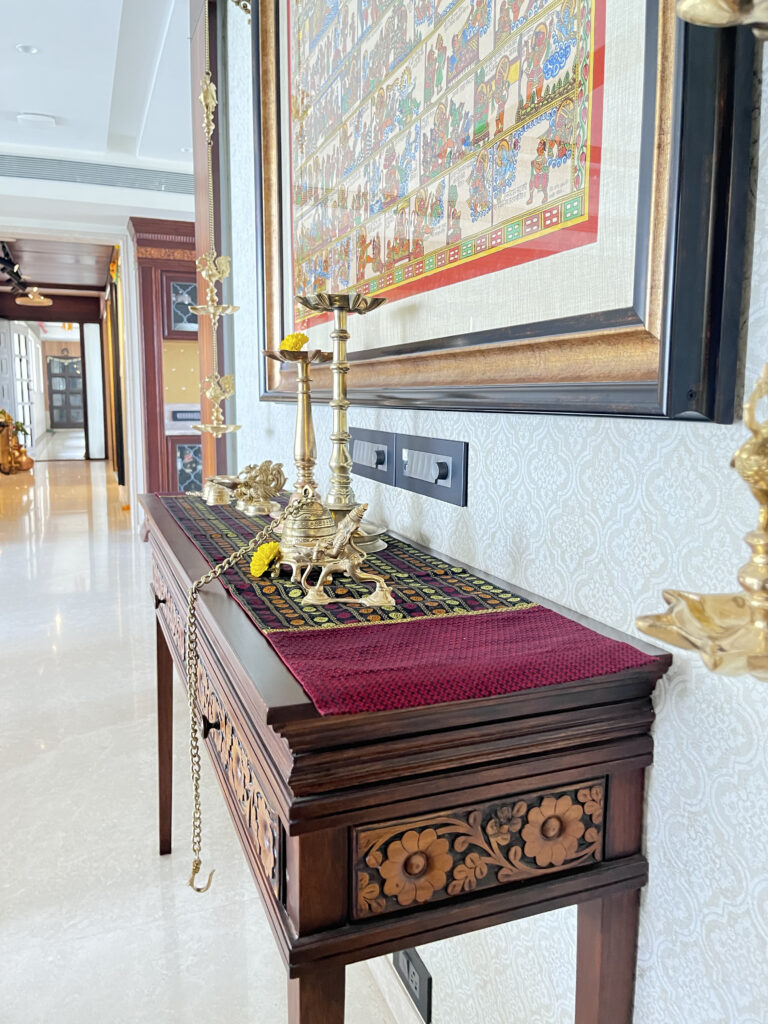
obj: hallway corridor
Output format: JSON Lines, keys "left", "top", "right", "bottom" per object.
{"left": 0, "top": 463, "right": 394, "bottom": 1023}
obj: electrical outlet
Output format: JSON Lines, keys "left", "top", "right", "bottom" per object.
{"left": 393, "top": 948, "right": 432, "bottom": 1023}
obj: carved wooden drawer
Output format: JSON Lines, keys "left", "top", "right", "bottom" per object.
{"left": 197, "top": 667, "right": 282, "bottom": 901}
{"left": 152, "top": 561, "right": 185, "bottom": 662}
{"left": 353, "top": 780, "right": 605, "bottom": 919}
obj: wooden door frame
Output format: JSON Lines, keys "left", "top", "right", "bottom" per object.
{"left": 129, "top": 218, "right": 198, "bottom": 493}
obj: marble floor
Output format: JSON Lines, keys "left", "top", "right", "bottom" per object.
{"left": 32, "top": 428, "right": 87, "bottom": 461}
{"left": 0, "top": 461, "right": 396, "bottom": 1024}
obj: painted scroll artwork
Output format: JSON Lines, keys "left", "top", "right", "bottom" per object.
{"left": 288, "top": 0, "right": 603, "bottom": 330}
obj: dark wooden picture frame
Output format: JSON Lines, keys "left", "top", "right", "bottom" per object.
{"left": 166, "top": 434, "right": 204, "bottom": 493}
{"left": 251, "top": 2, "right": 754, "bottom": 422}
{"left": 161, "top": 271, "right": 199, "bottom": 340}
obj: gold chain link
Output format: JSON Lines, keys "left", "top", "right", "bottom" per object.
{"left": 184, "top": 499, "right": 309, "bottom": 892}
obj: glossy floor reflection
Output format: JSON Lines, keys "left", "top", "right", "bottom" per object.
{"left": 32, "top": 428, "right": 87, "bottom": 461}
{"left": 0, "top": 462, "right": 395, "bottom": 1024}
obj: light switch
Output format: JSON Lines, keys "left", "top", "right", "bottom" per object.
{"left": 402, "top": 450, "right": 453, "bottom": 488}
{"left": 395, "top": 433, "right": 468, "bottom": 506}
{"left": 354, "top": 439, "right": 388, "bottom": 471}
{"left": 350, "top": 427, "right": 395, "bottom": 487}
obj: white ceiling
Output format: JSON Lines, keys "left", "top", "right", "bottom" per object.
{"left": 0, "top": 0, "right": 193, "bottom": 171}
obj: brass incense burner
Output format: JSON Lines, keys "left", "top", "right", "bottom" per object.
{"left": 271, "top": 495, "right": 395, "bottom": 608}
{"left": 274, "top": 493, "right": 338, "bottom": 582}
{"left": 637, "top": 364, "right": 768, "bottom": 679}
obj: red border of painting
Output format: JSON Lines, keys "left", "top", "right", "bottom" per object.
{"left": 286, "top": 1, "right": 605, "bottom": 331}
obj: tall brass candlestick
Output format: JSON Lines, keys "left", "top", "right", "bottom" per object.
{"left": 295, "top": 292, "right": 386, "bottom": 512}
{"left": 265, "top": 349, "right": 332, "bottom": 501}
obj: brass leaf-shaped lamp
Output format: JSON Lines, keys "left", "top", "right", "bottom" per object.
{"left": 637, "top": 365, "right": 768, "bottom": 679}
{"left": 190, "top": 5, "right": 240, "bottom": 439}
{"left": 675, "top": 0, "right": 768, "bottom": 36}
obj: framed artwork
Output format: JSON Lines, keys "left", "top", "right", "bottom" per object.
{"left": 252, "top": 0, "right": 753, "bottom": 421}
{"left": 162, "top": 272, "right": 199, "bottom": 339}
{"left": 167, "top": 436, "right": 204, "bottom": 492}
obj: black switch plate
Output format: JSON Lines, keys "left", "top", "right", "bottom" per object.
{"left": 350, "top": 426, "right": 396, "bottom": 487}
{"left": 395, "top": 432, "right": 468, "bottom": 506}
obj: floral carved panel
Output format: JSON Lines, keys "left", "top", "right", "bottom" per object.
{"left": 152, "top": 562, "right": 185, "bottom": 660}
{"left": 197, "top": 663, "right": 281, "bottom": 899}
{"left": 353, "top": 781, "right": 605, "bottom": 919}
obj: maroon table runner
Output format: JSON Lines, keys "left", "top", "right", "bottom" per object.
{"left": 159, "top": 495, "right": 664, "bottom": 715}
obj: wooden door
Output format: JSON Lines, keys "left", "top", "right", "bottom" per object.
{"left": 47, "top": 356, "right": 84, "bottom": 429}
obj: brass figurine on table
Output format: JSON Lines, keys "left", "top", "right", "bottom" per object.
{"left": 676, "top": 0, "right": 768, "bottom": 36}
{"left": 637, "top": 364, "right": 768, "bottom": 679}
{"left": 202, "top": 475, "right": 237, "bottom": 506}
{"left": 294, "top": 292, "right": 386, "bottom": 513}
{"left": 267, "top": 492, "right": 395, "bottom": 608}
{"left": 234, "top": 460, "right": 287, "bottom": 516}
{"left": 273, "top": 492, "right": 341, "bottom": 582}
{"left": 299, "top": 504, "right": 396, "bottom": 608}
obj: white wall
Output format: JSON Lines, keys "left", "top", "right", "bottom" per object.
{"left": 226, "top": 13, "right": 768, "bottom": 1022}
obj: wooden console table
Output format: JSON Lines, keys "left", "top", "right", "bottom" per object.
{"left": 141, "top": 494, "right": 670, "bottom": 1024}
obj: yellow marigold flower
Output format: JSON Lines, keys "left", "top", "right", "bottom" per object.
{"left": 250, "top": 541, "right": 281, "bottom": 578}
{"left": 279, "top": 331, "right": 309, "bottom": 351}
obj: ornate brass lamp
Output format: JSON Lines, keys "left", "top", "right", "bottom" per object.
{"left": 637, "top": 366, "right": 768, "bottom": 680}
{"left": 233, "top": 460, "right": 287, "bottom": 516}
{"left": 675, "top": 0, "right": 768, "bottom": 36}
{"left": 294, "top": 292, "right": 386, "bottom": 513}
{"left": 265, "top": 348, "right": 332, "bottom": 502}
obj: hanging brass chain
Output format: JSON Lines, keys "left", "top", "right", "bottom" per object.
{"left": 184, "top": 499, "right": 308, "bottom": 893}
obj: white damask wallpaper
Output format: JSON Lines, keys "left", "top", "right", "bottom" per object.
{"left": 226, "top": 14, "right": 767, "bottom": 1023}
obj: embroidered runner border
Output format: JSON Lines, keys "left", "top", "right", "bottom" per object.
{"left": 158, "top": 495, "right": 665, "bottom": 715}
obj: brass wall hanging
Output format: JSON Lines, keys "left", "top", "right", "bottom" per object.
{"left": 637, "top": 365, "right": 768, "bottom": 680}
{"left": 191, "top": 0, "right": 240, "bottom": 439}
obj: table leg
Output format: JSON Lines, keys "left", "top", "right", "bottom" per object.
{"left": 156, "top": 617, "right": 173, "bottom": 856}
{"left": 575, "top": 889, "right": 640, "bottom": 1024}
{"left": 288, "top": 964, "right": 345, "bottom": 1024}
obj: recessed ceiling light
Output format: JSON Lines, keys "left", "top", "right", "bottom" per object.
{"left": 16, "top": 44, "right": 39, "bottom": 55}
{"left": 17, "top": 113, "right": 56, "bottom": 128}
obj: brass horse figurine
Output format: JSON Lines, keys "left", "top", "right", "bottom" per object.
{"left": 300, "top": 504, "right": 396, "bottom": 608}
